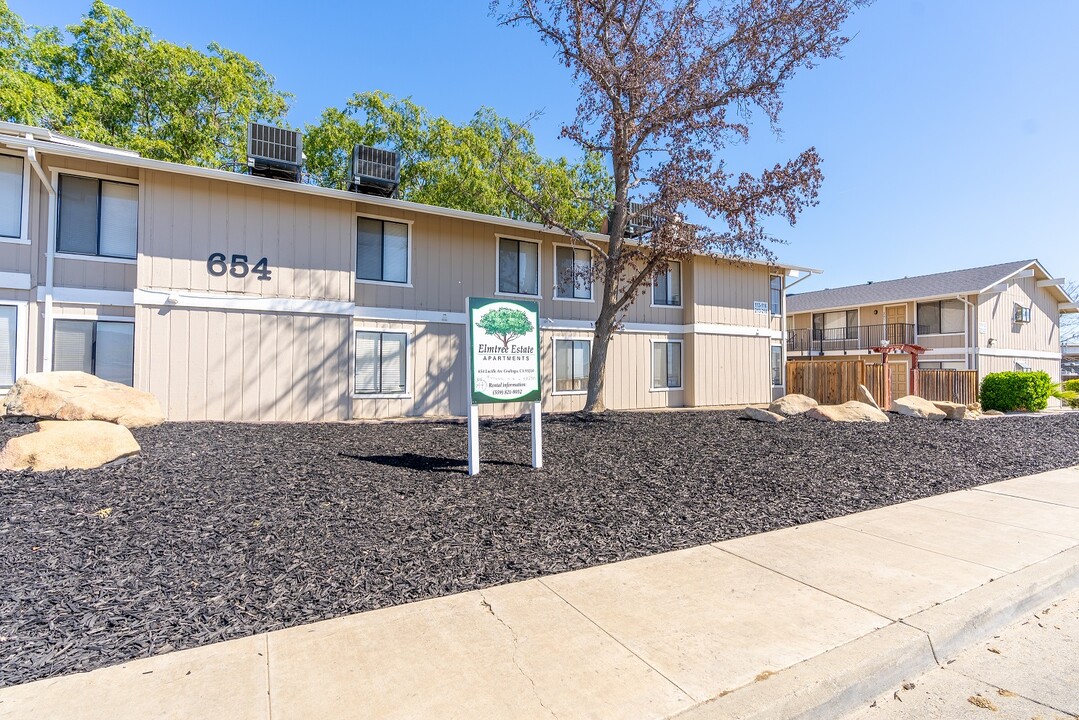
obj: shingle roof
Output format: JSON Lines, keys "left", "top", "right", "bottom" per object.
{"left": 786, "top": 260, "right": 1037, "bottom": 313}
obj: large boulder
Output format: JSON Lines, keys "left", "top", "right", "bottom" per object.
{"left": 891, "top": 395, "right": 946, "bottom": 420}
{"left": 0, "top": 420, "right": 140, "bottom": 471}
{"left": 768, "top": 393, "right": 818, "bottom": 416}
{"left": 932, "top": 401, "right": 969, "bottom": 421}
{"left": 744, "top": 407, "right": 785, "bottom": 423}
{"left": 3, "top": 372, "right": 164, "bottom": 428}
{"left": 806, "top": 401, "right": 889, "bottom": 423}
{"left": 856, "top": 384, "right": 881, "bottom": 410}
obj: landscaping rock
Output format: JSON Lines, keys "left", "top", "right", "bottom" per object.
{"left": 743, "top": 407, "right": 784, "bottom": 423}
{"left": 982, "top": 409, "right": 1005, "bottom": 417}
{"left": 806, "top": 400, "right": 889, "bottom": 423}
{"left": 3, "top": 371, "right": 164, "bottom": 428}
{"left": 768, "top": 393, "right": 818, "bottom": 416}
{"left": 967, "top": 402, "right": 982, "bottom": 412}
{"left": 932, "top": 401, "right": 969, "bottom": 421}
{"left": 891, "top": 395, "right": 947, "bottom": 420}
{"left": 857, "top": 384, "right": 881, "bottom": 410}
{"left": 0, "top": 420, "right": 140, "bottom": 471}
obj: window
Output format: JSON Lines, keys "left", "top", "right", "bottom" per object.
{"left": 53, "top": 319, "right": 134, "bottom": 386}
{"left": 554, "top": 339, "right": 590, "bottom": 393}
{"left": 917, "top": 299, "right": 964, "bottom": 334}
{"left": 1013, "top": 304, "right": 1031, "bottom": 323}
{"left": 770, "top": 275, "right": 783, "bottom": 316}
{"left": 354, "top": 331, "right": 407, "bottom": 395}
{"left": 770, "top": 344, "right": 783, "bottom": 386}
{"left": 357, "top": 217, "right": 409, "bottom": 283}
{"left": 651, "top": 340, "right": 682, "bottom": 389}
{"left": 0, "top": 154, "right": 24, "bottom": 240}
{"left": 0, "top": 305, "right": 17, "bottom": 388}
{"left": 497, "top": 238, "right": 540, "bottom": 296}
{"left": 555, "top": 245, "right": 591, "bottom": 300}
{"left": 653, "top": 261, "right": 682, "bottom": 306}
{"left": 812, "top": 310, "right": 859, "bottom": 340}
{"left": 57, "top": 175, "right": 138, "bottom": 259}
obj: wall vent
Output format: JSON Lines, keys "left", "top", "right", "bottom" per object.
{"left": 247, "top": 122, "right": 302, "bottom": 182}
{"left": 349, "top": 144, "right": 400, "bottom": 198}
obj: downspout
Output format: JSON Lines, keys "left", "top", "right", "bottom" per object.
{"left": 956, "top": 294, "right": 975, "bottom": 373}
{"left": 26, "top": 145, "right": 56, "bottom": 372}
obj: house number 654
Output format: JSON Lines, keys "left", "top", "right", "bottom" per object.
{"left": 207, "top": 253, "right": 272, "bottom": 281}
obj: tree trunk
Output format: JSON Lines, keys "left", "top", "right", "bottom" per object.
{"left": 584, "top": 307, "right": 617, "bottom": 412}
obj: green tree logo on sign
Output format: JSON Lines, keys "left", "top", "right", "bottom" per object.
{"left": 478, "top": 308, "right": 535, "bottom": 350}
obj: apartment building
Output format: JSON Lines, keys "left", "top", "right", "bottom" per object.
{"left": 786, "top": 260, "right": 1077, "bottom": 397}
{"left": 0, "top": 122, "right": 812, "bottom": 421}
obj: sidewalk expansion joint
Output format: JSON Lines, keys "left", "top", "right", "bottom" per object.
{"left": 948, "top": 666, "right": 1077, "bottom": 717}
{"left": 264, "top": 634, "right": 273, "bottom": 720}
{"left": 820, "top": 520, "right": 1010, "bottom": 573}
{"left": 972, "top": 487, "right": 1079, "bottom": 511}
{"left": 478, "top": 591, "right": 558, "bottom": 719}
{"left": 535, "top": 579, "right": 699, "bottom": 704}
{"left": 897, "top": 620, "right": 940, "bottom": 666}
{"left": 906, "top": 502, "right": 1079, "bottom": 543}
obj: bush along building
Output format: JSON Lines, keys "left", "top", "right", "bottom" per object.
{"left": 786, "top": 260, "right": 1078, "bottom": 400}
{"left": 0, "top": 121, "right": 814, "bottom": 421}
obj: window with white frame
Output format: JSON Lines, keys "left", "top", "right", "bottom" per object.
{"left": 354, "top": 331, "right": 407, "bottom": 395}
{"left": 770, "top": 275, "right": 783, "bottom": 316}
{"left": 498, "top": 237, "right": 540, "bottom": 296}
{"left": 653, "top": 261, "right": 681, "bottom": 306}
{"left": 770, "top": 344, "right": 783, "bottom": 386}
{"left": 651, "top": 340, "right": 682, "bottom": 389}
{"left": 53, "top": 319, "right": 134, "bottom": 386}
{"left": 554, "top": 339, "right": 590, "bottom": 392}
{"left": 917, "top": 299, "right": 964, "bottom": 334}
{"left": 0, "top": 305, "right": 17, "bottom": 388}
{"left": 57, "top": 175, "right": 138, "bottom": 259}
{"left": 356, "top": 217, "right": 409, "bottom": 283}
{"left": 0, "top": 154, "right": 24, "bottom": 240}
{"left": 555, "top": 245, "right": 592, "bottom": 300}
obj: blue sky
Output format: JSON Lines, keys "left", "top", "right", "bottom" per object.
{"left": 11, "top": 0, "right": 1077, "bottom": 293}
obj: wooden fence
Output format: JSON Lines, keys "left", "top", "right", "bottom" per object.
{"left": 786, "top": 359, "right": 978, "bottom": 406}
{"left": 914, "top": 369, "right": 979, "bottom": 405}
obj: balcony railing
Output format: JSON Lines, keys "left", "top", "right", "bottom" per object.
{"left": 787, "top": 323, "right": 916, "bottom": 354}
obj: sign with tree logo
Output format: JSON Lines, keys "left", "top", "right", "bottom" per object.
{"left": 467, "top": 297, "right": 542, "bottom": 404}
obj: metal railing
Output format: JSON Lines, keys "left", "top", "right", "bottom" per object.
{"left": 787, "top": 323, "right": 916, "bottom": 354}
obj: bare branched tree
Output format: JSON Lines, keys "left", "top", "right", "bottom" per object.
{"left": 492, "top": 0, "right": 869, "bottom": 411}
{"left": 1062, "top": 279, "right": 1079, "bottom": 346}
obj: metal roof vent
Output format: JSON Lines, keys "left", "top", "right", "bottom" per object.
{"left": 349, "top": 144, "right": 400, "bottom": 198}
{"left": 246, "top": 122, "right": 302, "bottom": 182}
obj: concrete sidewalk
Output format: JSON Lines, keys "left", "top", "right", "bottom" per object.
{"left": 1, "top": 467, "right": 1078, "bottom": 720}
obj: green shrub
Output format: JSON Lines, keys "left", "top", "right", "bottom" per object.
{"left": 1060, "top": 378, "right": 1079, "bottom": 408}
{"left": 980, "top": 371, "right": 1054, "bottom": 412}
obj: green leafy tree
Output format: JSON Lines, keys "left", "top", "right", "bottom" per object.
{"left": 478, "top": 308, "right": 534, "bottom": 350}
{"left": 0, "top": 0, "right": 290, "bottom": 168}
{"left": 304, "top": 91, "right": 611, "bottom": 232}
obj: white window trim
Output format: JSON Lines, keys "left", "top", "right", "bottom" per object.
{"left": 351, "top": 325, "right": 412, "bottom": 399}
{"left": 914, "top": 299, "right": 965, "bottom": 338}
{"left": 770, "top": 342, "right": 785, "bottom": 388}
{"left": 53, "top": 312, "right": 134, "bottom": 323}
{"left": 769, "top": 274, "right": 783, "bottom": 317}
{"left": 551, "top": 242, "right": 595, "bottom": 303}
{"left": 354, "top": 213, "right": 414, "bottom": 288}
{"left": 49, "top": 315, "right": 136, "bottom": 378}
{"left": 648, "top": 338, "right": 684, "bottom": 392}
{"left": 0, "top": 151, "right": 31, "bottom": 245}
{"left": 0, "top": 300, "right": 29, "bottom": 393}
{"left": 551, "top": 336, "right": 591, "bottom": 396}
{"left": 494, "top": 233, "right": 543, "bottom": 299}
{"left": 51, "top": 167, "right": 141, "bottom": 261}
{"left": 650, "top": 261, "right": 683, "bottom": 309}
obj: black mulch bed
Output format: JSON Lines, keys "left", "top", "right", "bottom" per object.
{"left": 2, "top": 410, "right": 1079, "bottom": 687}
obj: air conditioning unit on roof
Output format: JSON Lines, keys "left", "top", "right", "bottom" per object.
{"left": 246, "top": 122, "right": 302, "bottom": 182}
{"left": 349, "top": 144, "right": 400, "bottom": 198}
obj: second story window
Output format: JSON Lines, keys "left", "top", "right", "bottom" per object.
{"left": 555, "top": 245, "right": 592, "bottom": 300}
{"left": 812, "top": 310, "right": 858, "bottom": 340}
{"left": 498, "top": 237, "right": 539, "bottom": 296}
{"left": 770, "top": 275, "right": 783, "bottom": 315}
{"left": 653, "top": 261, "right": 681, "bottom": 306}
{"left": 917, "top": 299, "right": 964, "bottom": 334}
{"left": 57, "top": 175, "right": 138, "bottom": 259}
{"left": 0, "top": 154, "right": 24, "bottom": 240}
{"left": 357, "top": 217, "right": 409, "bottom": 284}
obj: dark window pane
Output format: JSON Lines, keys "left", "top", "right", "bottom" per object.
{"left": 95, "top": 322, "right": 134, "bottom": 386}
{"left": 357, "top": 218, "right": 383, "bottom": 281}
{"left": 58, "top": 175, "right": 100, "bottom": 255}
{"left": 498, "top": 238, "right": 519, "bottom": 293}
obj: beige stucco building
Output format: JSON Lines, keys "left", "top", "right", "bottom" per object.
{"left": 0, "top": 122, "right": 814, "bottom": 421}
{"left": 786, "top": 260, "right": 1077, "bottom": 399}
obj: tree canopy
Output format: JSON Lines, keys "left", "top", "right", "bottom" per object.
{"left": 0, "top": 0, "right": 289, "bottom": 167}
{"left": 303, "top": 91, "right": 611, "bottom": 231}
{"left": 477, "top": 307, "right": 535, "bottom": 349}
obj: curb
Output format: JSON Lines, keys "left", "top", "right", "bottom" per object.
{"left": 670, "top": 545, "right": 1079, "bottom": 720}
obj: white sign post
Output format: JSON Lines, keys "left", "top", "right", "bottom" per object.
{"left": 465, "top": 297, "right": 543, "bottom": 476}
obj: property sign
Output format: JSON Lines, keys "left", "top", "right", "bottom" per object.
{"left": 467, "top": 297, "right": 542, "bottom": 404}
{"left": 753, "top": 301, "right": 769, "bottom": 314}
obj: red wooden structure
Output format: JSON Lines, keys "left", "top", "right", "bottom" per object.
{"left": 870, "top": 343, "right": 929, "bottom": 409}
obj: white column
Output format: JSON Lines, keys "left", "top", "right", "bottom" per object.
{"left": 467, "top": 403, "right": 480, "bottom": 476}
{"left": 530, "top": 401, "right": 543, "bottom": 469}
